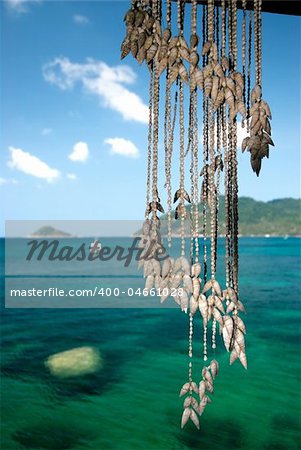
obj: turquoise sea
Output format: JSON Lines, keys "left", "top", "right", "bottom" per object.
{"left": 1, "top": 237, "right": 301, "bottom": 450}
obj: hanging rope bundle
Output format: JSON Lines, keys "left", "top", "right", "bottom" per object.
{"left": 121, "top": 0, "right": 275, "bottom": 429}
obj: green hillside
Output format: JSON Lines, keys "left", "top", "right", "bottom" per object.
{"left": 159, "top": 197, "right": 301, "bottom": 236}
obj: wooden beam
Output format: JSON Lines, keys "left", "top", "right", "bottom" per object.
{"left": 170, "top": 1, "right": 301, "bottom": 16}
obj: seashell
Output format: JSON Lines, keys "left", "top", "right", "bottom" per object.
{"left": 210, "top": 359, "right": 219, "bottom": 378}
{"left": 191, "top": 381, "right": 199, "bottom": 394}
{"left": 235, "top": 316, "right": 246, "bottom": 334}
{"left": 160, "top": 289, "right": 170, "bottom": 303}
{"left": 211, "top": 76, "right": 219, "bottom": 102}
{"left": 198, "top": 397, "right": 207, "bottom": 415}
{"left": 135, "top": 10, "right": 145, "bottom": 27}
{"left": 183, "top": 274, "right": 193, "bottom": 293}
{"left": 214, "top": 296, "right": 225, "bottom": 314}
{"left": 230, "top": 349, "right": 239, "bottom": 365}
{"left": 178, "top": 63, "right": 189, "bottom": 84}
{"left": 251, "top": 84, "right": 262, "bottom": 105}
{"left": 173, "top": 257, "right": 182, "bottom": 273}
{"left": 151, "top": 258, "right": 161, "bottom": 276}
{"left": 214, "top": 88, "right": 225, "bottom": 108}
{"left": 181, "top": 256, "right": 191, "bottom": 275}
{"left": 260, "top": 142, "right": 269, "bottom": 159}
{"left": 173, "top": 294, "right": 181, "bottom": 306}
{"left": 227, "top": 287, "right": 237, "bottom": 302}
{"left": 202, "top": 40, "right": 212, "bottom": 56}
{"left": 190, "top": 409, "right": 200, "bottom": 429}
{"left": 225, "top": 87, "right": 235, "bottom": 109}
{"left": 179, "top": 46, "right": 190, "bottom": 62}
{"left": 168, "top": 64, "right": 179, "bottom": 85}
{"left": 146, "top": 43, "right": 158, "bottom": 63}
{"left": 226, "top": 302, "right": 235, "bottom": 314}
{"left": 191, "top": 262, "right": 201, "bottom": 278}
{"left": 190, "top": 71, "right": 197, "bottom": 92}
{"left": 158, "top": 57, "right": 167, "bottom": 75}
{"left": 234, "top": 72, "right": 244, "bottom": 89}
{"left": 251, "top": 110, "right": 260, "bottom": 128}
{"left": 158, "top": 43, "right": 168, "bottom": 62}
{"left": 121, "top": 37, "right": 131, "bottom": 60}
{"left": 194, "top": 67, "right": 204, "bottom": 90}
{"left": 202, "top": 367, "right": 213, "bottom": 385}
{"left": 183, "top": 396, "right": 192, "bottom": 408}
{"left": 124, "top": 9, "right": 135, "bottom": 26}
{"left": 236, "top": 83, "right": 243, "bottom": 100}
{"left": 207, "top": 294, "right": 214, "bottom": 307}
{"left": 169, "top": 36, "right": 179, "bottom": 49}
{"left": 202, "top": 279, "right": 212, "bottom": 294}
{"left": 210, "top": 43, "right": 218, "bottom": 62}
{"left": 203, "top": 63, "right": 213, "bottom": 79}
{"left": 179, "top": 382, "right": 190, "bottom": 397}
{"left": 260, "top": 100, "right": 272, "bottom": 119}
{"left": 205, "top": 380, "right": 214, "bottom": 393}
{"left": 264, "top": 118, "right": 272, "bottom": 135}
{"left": 242, "top": 137, "right": 250, "bottom": 153}
{"left": 221, "top": 56, "right": 230, "bottom": 71}
{"left": 238, "top": 101, "right": 247, "bottom": 118}
{"left": 154, "top": 274, "right": 161, "bottom": 289}
{"left": 213, "top": 307, "right": 223, "bottom": 326}
{"left": 223, "top": 315, "right": 234, "bottom": 351}
{"left": 162, "top": 28, "right": 171, "bottom": 42}
{"left": 159, "top": 276, "right": 169, "bottom": 290}
{"left": 173, "top": 188, "right": 181, "bottom": 203}
{"left": 180, "top": 290, "right": 189, "bottom": 313}
{"left": 190, "top": 295, "right": 199, "bottom": 315}
{"left": 239, "top": 351, "right": 248, "bottom": 369}
{"left": 190, "top": 51, "right": 199, "bottom": 67}
{"left": 179, "top": 36, "right": 189, "bottom": 50}
{"left": 190, "top": 397, "right": 199, "bottom": 413}
{"left": 130, "top": 29, "right": 138, "bottom": 42}
{"left": 171, "top": 272, "right": 183, "bottom": 289}
{"left": 190, "top": 34, "right": 199, "bottom": 49}
{"left": 212, "top": 280, "right": 222, "bottom": 296}
{"left": 198, "top": 294, "right": 208, "bottom": 324}
{"left": 226, "top": 76, "right": 236, "bottom": 93}
{"left": 204, "top": 77, "right": 213, "bottom": 97}
{"left": 138, "top": 31, "right": 146, "bottom": 49}
{"left": 199, "top": 380, "right": 206, "bottom": 399}
{"left": 162, "top": 257, "right": 171, "bottom": 279}
{"left": 145, "top": 274, "right": 154, "bottom": 292}
{"left": 143, "top": 260, "right": 153, "bottom": 277}
{"left": 192, "top": 277, "right": 201, "bottom": 299}
{"left": 250, "top": 153, "right": 261, "bottom": 176}
{"left": 137, "top": 48, "right": 146, "bottom": 64}
{"left": 181, "top": 407, "right": 191, "bottom": 428}
{"left": 131, "top": 41, "right": 138, "bottom": 58}
{"left": 145, "top": 16, "right": 155, "bottom": 30}
{"left": 144, "top": 35, "right": 154, "bottom": 51}
{"left": 249, "top": 101, "right": 259, "bottom": 116}
{"left": 235, "top": 328, "right": 245, "bottom": 352}
{"left": 214, "top": 63, "right": 224, "bottom": 79}
{"left": 262, "top": 132, "right": 274, "bottom": 146}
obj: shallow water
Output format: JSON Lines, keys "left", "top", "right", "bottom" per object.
{"left": 1, "top": 238, "right": 301, "bottom": 450}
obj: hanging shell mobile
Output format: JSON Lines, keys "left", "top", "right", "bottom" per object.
{"left": 121, "top": 0, "right": 274, "bottom": 429}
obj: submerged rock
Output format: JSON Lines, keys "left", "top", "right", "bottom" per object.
{"left": 45, "top": 346, "right": 102, "bottom": 378}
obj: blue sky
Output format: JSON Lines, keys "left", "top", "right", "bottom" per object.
{"left": 1, "top": 0, "right": 300, "bottom": 234}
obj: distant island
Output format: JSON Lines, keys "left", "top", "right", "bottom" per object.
{"left": 157, "top": 197, "right": 301, "bottom": 237}
{"left": 30, "top": 226, "right": 72, "bottom": 238}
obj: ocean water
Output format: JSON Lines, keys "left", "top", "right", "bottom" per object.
{"left": 1, "top": 237, "right": 301, "bottom": 450}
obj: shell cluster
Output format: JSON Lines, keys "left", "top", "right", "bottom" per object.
{"left": 222, "top": 287, "right": 247, "bottom": 369}
{"left": 200, "top": 41, "right": 246, "bottom": 121}
{"left": 174, "top": 188, "right": 191, "bottom": 220}
{"left": 121, "top": 6, "right": 162, "bottom": 66}
{"left": 242, "top": 84, "right": 274, "bottom": 176}
{"left": 180, "top": 359, "right": 219, "bottom": 429}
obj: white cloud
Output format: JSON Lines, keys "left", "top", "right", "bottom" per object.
{"left": 105, "top": 137, "right": 139, "bottom": 159}
{"left": 68, "top": 141, "right": 89, "bottom": 162}
{"left": 41, "top": 127, "right": 53, "bottom": 135}
{"left": 5, "top": 0, "right": 41, "bottom": 13}
{"left": 73, "top": 14, "right": 90, "bottom": 25}
{"left": 0, "top": 177, "right": 18, "bottom": 186}
{"left": 42, "top": 57, "right": 148, "bottom": 123}
{"left": 67, "top": 173, "right": 77, "bottom": 180}
{"left": 8, "top": 147, "right": 60, "bottom": 182}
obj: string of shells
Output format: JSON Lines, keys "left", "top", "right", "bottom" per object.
{"left": 180, "top": 359, "right": 219, "bottom": 429}
{"left": 242, "top": 84, "right": 274, "bottom": 175}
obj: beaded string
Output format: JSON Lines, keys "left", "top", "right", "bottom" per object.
{"left": 246, "top": 9, "right": 252, "bottom": 133}
{"left": 242, "top": 0, "right": 247, "bottom": 113}
{"left": 146, "top": 68, "right": 154, "bottom": 218}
